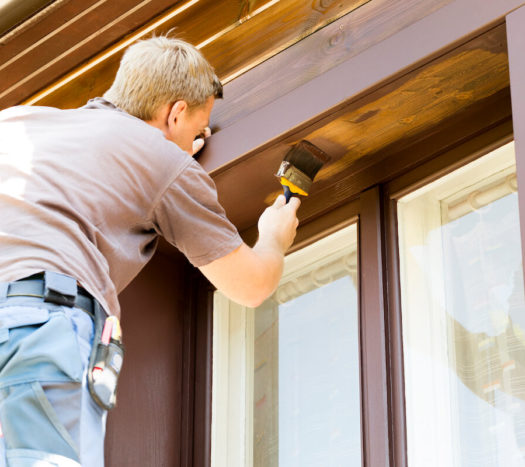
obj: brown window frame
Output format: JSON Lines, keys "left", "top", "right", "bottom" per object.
{"left": 199, "top": 6, "right": 525, "bottom": 466}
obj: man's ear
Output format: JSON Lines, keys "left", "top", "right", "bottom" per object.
{"left": 167, "top": 100, "right": 187, "bottom": 131}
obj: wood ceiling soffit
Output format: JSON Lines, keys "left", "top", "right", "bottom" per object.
{"left": 212, "top": 25, "right": 509, "bottom": 233}
{"left": 239, "top": 90, "right": 512, "bottom": 248}
{"left": 17, "top": 0, "right": 368, "bottom": 110}
{"left": 211, "top": 0, "right": 454, "bottom": 131}
{"left": 197, "top": 0, "right": 520, "bottom": 181}
{"left": 0, "top": 0, "right": 186, "bottom": 108}
{"left": 305, "top": 25, "right": 509, "bottom": 185}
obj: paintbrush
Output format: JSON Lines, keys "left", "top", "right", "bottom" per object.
{"left": 275, "top": 140, "right": 330, "bottom": 203}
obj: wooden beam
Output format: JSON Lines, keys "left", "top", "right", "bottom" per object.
{"left": 0, "top": 0, "right": 182, "bottom": 108}
{"left": 506, "top": 5, "right": 525, "bottom": 304}
{"left": 18, "top": 0, "right": 367, "bottom": 109}
{"left": 212, "top": 22, "right": 510, "bottom": 233}
{"left": 211, "top": 0, "right": 453, "bottom": 131}
{"left": 198, "top": 0, "right": 525, "bottom": 175}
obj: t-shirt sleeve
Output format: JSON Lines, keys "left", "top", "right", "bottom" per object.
{"left": 153, "top": 159, "right": 243, "bottom": 267}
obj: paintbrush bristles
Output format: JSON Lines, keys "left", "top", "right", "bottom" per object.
{"left": 282, "top": 140, "right": 330, "bottom": 181}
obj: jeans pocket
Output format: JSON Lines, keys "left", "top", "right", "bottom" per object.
{"left": 0, "top": 382, "right": 80, "bottom": 463}
{"left": 0, "top": 313, "right": 84, "bottom": 387}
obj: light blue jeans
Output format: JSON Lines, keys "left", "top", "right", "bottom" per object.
{"left": 0, "top": 296, "right": 107, "bottom": 466}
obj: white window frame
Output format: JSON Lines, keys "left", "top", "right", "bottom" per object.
{"left": 211, "top": 224, "right": 358, "bottom": 467}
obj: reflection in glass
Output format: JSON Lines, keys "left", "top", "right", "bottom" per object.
{"left": 398, "top": 142, "right": 525, "bottom": 466}
{"left": 252, "top": 226, "right": 361, "bottom": 466}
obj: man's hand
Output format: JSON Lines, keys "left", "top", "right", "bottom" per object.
{"left": 256, "top": 194, "right": 300, "bottom": 255}
{"left": 192, "top": 126, "right": 211, "bottom": 155}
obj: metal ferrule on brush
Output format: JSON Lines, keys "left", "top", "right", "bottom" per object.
{"left": 276, "top": 161, "right": 312, "bottom": 195}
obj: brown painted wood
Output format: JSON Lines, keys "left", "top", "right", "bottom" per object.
{"left": 506, "top": 5, "right": 525, "bottom": 301}
{"left": 359, "top": 186, "right": 390, "bottom": 467}
{"left": 0, "top": 0, "right": 181, "bottom": 108}
{"left": 180, "top": 265, "right": 197, "bottom": 467}
{"left": 199, "top": 0, "right": 522, "bottom": 176}
{"left": 17, "top": 0, "right": 367, "bottom": 110}
{"left": 211, "top": 0, "right": 453, "bottom": 131}
{"left": 105, "top": 251, "right": 190, "bottom": 466}
{"left": 210, "top": 28, "right": 510, "bottom": 236}
{"left": 385, "top": 116, "right": 513, "bottom": 200}
{"left": 192, "top": 274, "right": 215, "bottom": 467}
{"left": 383, "top": 196, "right": 407, "bottom": 467}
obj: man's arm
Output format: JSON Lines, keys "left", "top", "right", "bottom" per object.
{"left": 199, "top": 194, "right": 300, "bottom": 307}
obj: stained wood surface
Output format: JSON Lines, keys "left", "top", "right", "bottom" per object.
{"left": 211, "top": 0, "right": 453, "bottom": 131}
{"left": 106, "top": 252, "right": 188, "bottom": 466}
{"left": 197, "top": 0, "right": 519, "bottom": 178}
{"left": 211, "top": 24, "right": 509, "bottom": 235}
{"left": 11, "top": 0, "right": 367, "bottom": 109}
{"left": 0, "top": 0, "right": 181, "bottom": 108}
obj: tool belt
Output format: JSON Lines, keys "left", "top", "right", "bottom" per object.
{"left": 3, "top": 272, "right": 96, "bottom": 317}
{"left": 1, "top": 271, "right": 124, "bottom": 411}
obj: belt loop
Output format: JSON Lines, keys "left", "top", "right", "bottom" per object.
{"left": 0, "top": 283, "right": 8, "bottom": 302}
{"left": 43, "top": 271, "right": 77, "bottom": 308}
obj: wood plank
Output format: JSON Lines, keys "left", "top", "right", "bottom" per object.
{"left": 201, "top": 0, "right": 369, "bottom": 82}
{"left": 0, "top": 0, "right": 101, "bottom": 53}
{"left": 106, "top": 252, "right": 188, "bottom": 466}
{"left": 237, "top": 90, "right": 512, "bottom": 244}
{"left": 210, "top": 23, "right": 509, "bottom": 234}
{"left": 18, "top": 0, "right": 366, "bottom": 110}
{"left": 198, "top": 0, "right": 523, "bottom": 177}
{"left": 506, "top": 5, "right": 525, "bottom": 299}
{"left": 0, "top": 0, "right": 182, "bottom": 108}
{"left": 211, "top": 0, "right": 453, "bottom": 131}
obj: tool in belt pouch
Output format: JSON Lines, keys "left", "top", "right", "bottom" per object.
{"left": 88, "top": 301, "right": 124, "bottom": 411}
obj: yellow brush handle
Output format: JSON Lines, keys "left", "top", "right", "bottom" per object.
{"left": 280, "top": 177, "right": 308, "bottom": 196}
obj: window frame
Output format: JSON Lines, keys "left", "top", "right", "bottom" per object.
{"left": 205, "top": 8, "right": 525, "bottom": 465}
{"left": 211, "top": 223, "right": 361, "bottom": 466}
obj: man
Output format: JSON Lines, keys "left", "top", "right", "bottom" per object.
{"left": 0, "top": 36, "right": 300, "bottom": 466}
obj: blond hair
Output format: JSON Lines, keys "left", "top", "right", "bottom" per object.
{"left": 103, "top": 36, "right": 223, "bottom": 120}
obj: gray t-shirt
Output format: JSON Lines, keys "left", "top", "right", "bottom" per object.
{"left": 0, "top": 98, "right": 242, "bottom": 317}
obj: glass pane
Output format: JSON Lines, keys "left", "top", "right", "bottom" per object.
{"left": 252, "top": 225, "right": 361, "bottom": 466}
{"left": 398, "top": 142, "right": 525, "bottom": 466}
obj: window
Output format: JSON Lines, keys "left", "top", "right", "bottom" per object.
{"left": 212, "top": 224, "right": 361, "bottom": 467}
{"left": 397, "top": 142, "right": 525, "bottom": 466}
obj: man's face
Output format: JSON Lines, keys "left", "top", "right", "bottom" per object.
{"left": 168, "top": 96, "right": 214, "bottom": 155}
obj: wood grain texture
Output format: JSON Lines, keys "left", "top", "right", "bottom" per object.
{"left": 197, "top": 1, "right": 518, "bottom": 179}
{"left": 211, "top": 0, "right": 452, "bottom": 131}
{"left": 211, "top": 25, "right": 509, "bottom": 234}
{"left": 18, "top": 0, "right": 367, "bottom": 109}
{"left": 307, "top": 25, "right": 508, "bottom": 184}
{"left": 0, "top": 0, "right": 181, "bottom": 108}
{"left": 238, "top": 90, "right": 511, "bottom": 248}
